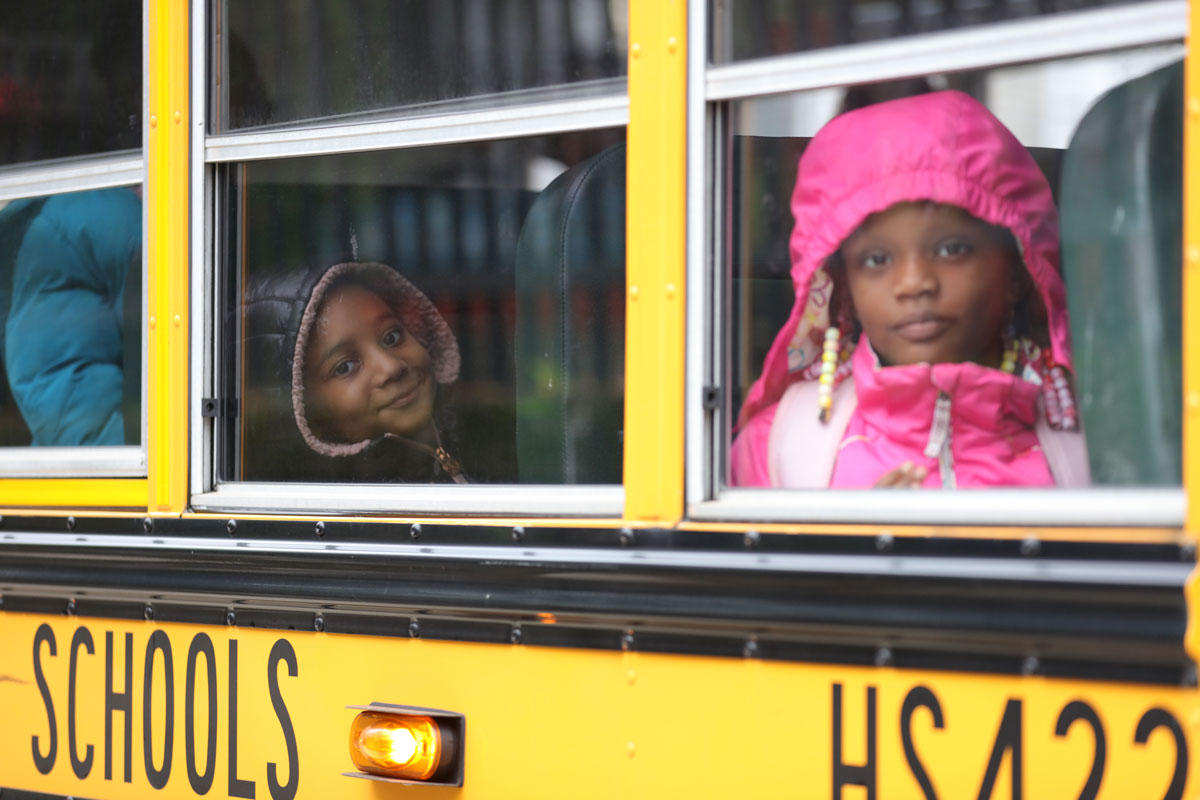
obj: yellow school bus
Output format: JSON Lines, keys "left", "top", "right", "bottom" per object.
{"left": 0, "top": 0, "right": 1198, "bottom": 797}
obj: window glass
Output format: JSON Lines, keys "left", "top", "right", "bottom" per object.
{"left": 711, "top": 0, "right": 1158, "bottom": 63}
{"left": 724, "top": 46, "right": 1182, "bottom": 490}
{"left": 223, "top": 130, "right": 626, "bottom": 484}
{"left": 215, "top": 0, "right": 629, "bottom": 131}
{"left": 0, "top": 187, "right": 142, "bottom": 446}
{"left": 0, "top": 1, "right": 141, "bottom": 164}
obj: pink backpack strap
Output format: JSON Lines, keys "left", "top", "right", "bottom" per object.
{"left": 1035, "top": 411, "right": 1092, "bottom": 488}
{"left": 768, "top": 378, "right": 856, "bottom": 488}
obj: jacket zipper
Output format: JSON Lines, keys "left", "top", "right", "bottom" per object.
{"left": 923, "top": 391, "right": 956, "bottom": 489}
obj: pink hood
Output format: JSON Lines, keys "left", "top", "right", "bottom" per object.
{"left": 738, "top": 90, "right": 1072, "bottom": 428}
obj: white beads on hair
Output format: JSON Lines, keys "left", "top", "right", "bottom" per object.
{"left": 818, "top": 327, "right": 840, "bottom": 423}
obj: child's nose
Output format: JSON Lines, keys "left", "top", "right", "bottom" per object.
{"left": 893, "top": 252, "right": 938, "bottom": 297}
{"left": 368, "top": 346, "right": 410, "bottom": 384}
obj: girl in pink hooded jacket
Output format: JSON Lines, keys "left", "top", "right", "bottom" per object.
{"left": 732, "top": 91, "right": 1090, "bottom": 489}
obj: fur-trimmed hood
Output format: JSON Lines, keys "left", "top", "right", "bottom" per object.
{"left": 242, "top": 260, "right": 459, "bottom": 478}
{"left": 289, "top": 261, "right": 459, "bottom": 456}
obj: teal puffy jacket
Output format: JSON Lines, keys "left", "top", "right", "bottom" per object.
{"left": 2, "top": 188, "right": 141, "bottom": 446}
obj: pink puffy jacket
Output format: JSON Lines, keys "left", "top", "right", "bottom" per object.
{"left": 731, "top": 91, "right": 1090, "bottom": 489}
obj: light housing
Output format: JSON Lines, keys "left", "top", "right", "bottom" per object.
{"left": 344, "top": 703, "right": 464, "bottom": 787}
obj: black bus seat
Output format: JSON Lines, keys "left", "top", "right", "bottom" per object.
{"left": 1059, "top": 60, "right": 1183, "bottom": 485}
{"left": 514, "top": 143, "right": 626, "bottom": 484}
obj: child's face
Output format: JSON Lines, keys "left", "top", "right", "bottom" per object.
{"left": 840, "top": 202, "right": 1015, "bottom": 368}
{"left": 303, "top": 284, "right": 435, "bottom": 443}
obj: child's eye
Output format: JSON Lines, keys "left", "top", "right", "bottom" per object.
{"left": 859, "top": 251, "right": 890, "bottom": 269}
{"left": 935, "top": 239, "right": 972, "bottom": 259}
{"left": 330, "top": 359, "right": 359, "bottom": 379}
{"left": 381, "top": 328, "right": 405, "bottom": 347}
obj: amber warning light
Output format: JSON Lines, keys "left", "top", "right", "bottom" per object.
{"left": 345, "top": 704, "right": 465, "bottom": 786}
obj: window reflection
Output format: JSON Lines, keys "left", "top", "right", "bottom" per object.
{"left": 0, "top": 1, "right": 141, "bottom": 164}
{"left": 712, "top": 0, "right": 1159, "bottom": 63}
{"left": 216, "top": 0, "right": 629, "bottom": 131}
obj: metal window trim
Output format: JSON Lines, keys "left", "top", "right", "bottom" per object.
{"left": 685, "top": 0, "right": 711, "bottom": 509}
{"left": 140, "top": 0, "right": 151, "bottom": 477}
{"left": 691, "top": 487, "right": 1187, "bottom": 528}
{"left": 0, "top": 153, "right": 144, "bottom": 203}
{"left": 190, "top": 483, "right": 625, "bottom": 517}
{"left": 203, "top": 95, "right": 630, "bottom": 163}
{"left": 189, "top": 0, "right": 212, "bottom": 500}
{"left": 0, "top": 446, "right": 147, "bottom": 479}
{"left": 705, "top": 0, "right": 1188, "bottom": 101}
{"left": 0, "top": 530, "right": 1188, "bottom": 588}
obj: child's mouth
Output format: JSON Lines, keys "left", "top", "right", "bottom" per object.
{"left": 892, "top": 313, "right": 951, "bottom": 342}
{"left": 381, "top": 379, "right": 424, "bottom": 409}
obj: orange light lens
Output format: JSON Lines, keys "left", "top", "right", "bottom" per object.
{"left": 349, "top": 712, "right": 442, "bottom": 781}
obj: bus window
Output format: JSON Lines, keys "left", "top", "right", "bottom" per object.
{"left": 711, "top": 0, "right": 1162, "bottom": 63}
{"left": 219, "top": 130, "right": 625, "bottom": 486}
{"left": 0, "top": 2, "right": 145, "bottom": 479}
{"left": 214, "top": 0, "right": 628, "bottom": 131}
{"left": 715, "top": 43, "right": 1184, "bottom": 514}
{"left": 0, "top": 1, "right": 141, "bottom": 163}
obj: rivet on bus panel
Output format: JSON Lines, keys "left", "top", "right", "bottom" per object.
{"left": 631, "top": 42, "right": 640, "bottom": 59}
{"left": 665, "top": 282, "right": 676, "bottom": 298}
{"left": 1189, "top": 97, "right": 1200, "bottom": 117}
{"left": 627, "top": 741, "right": 636, "bottom": 758}
{"left": 1187, "top": 391, "right": 1200, "bottom": 412}
{"left": 667, "top": 36, "right": 678, "bottom": 53}
{"left": 149, "top": 115, "right": 157, "bottom": 128}
{"left": 173, "top": 314, "right": 181, "bottom": 327}
{"left": 174, "top": 110, "right": 181, "bottom": 124}
{"left": 149, "top": 315, "right": 157, "bottom": 329}
{"left": 629, "top": 285, "right": 639, "bottom": 301}
{"left": 347, "top": 707, "right": 462, "bottom": 785}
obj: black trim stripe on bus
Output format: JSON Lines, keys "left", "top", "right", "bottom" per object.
{"left": 0, "top": 514, "right": 1191, "bottom": 685}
